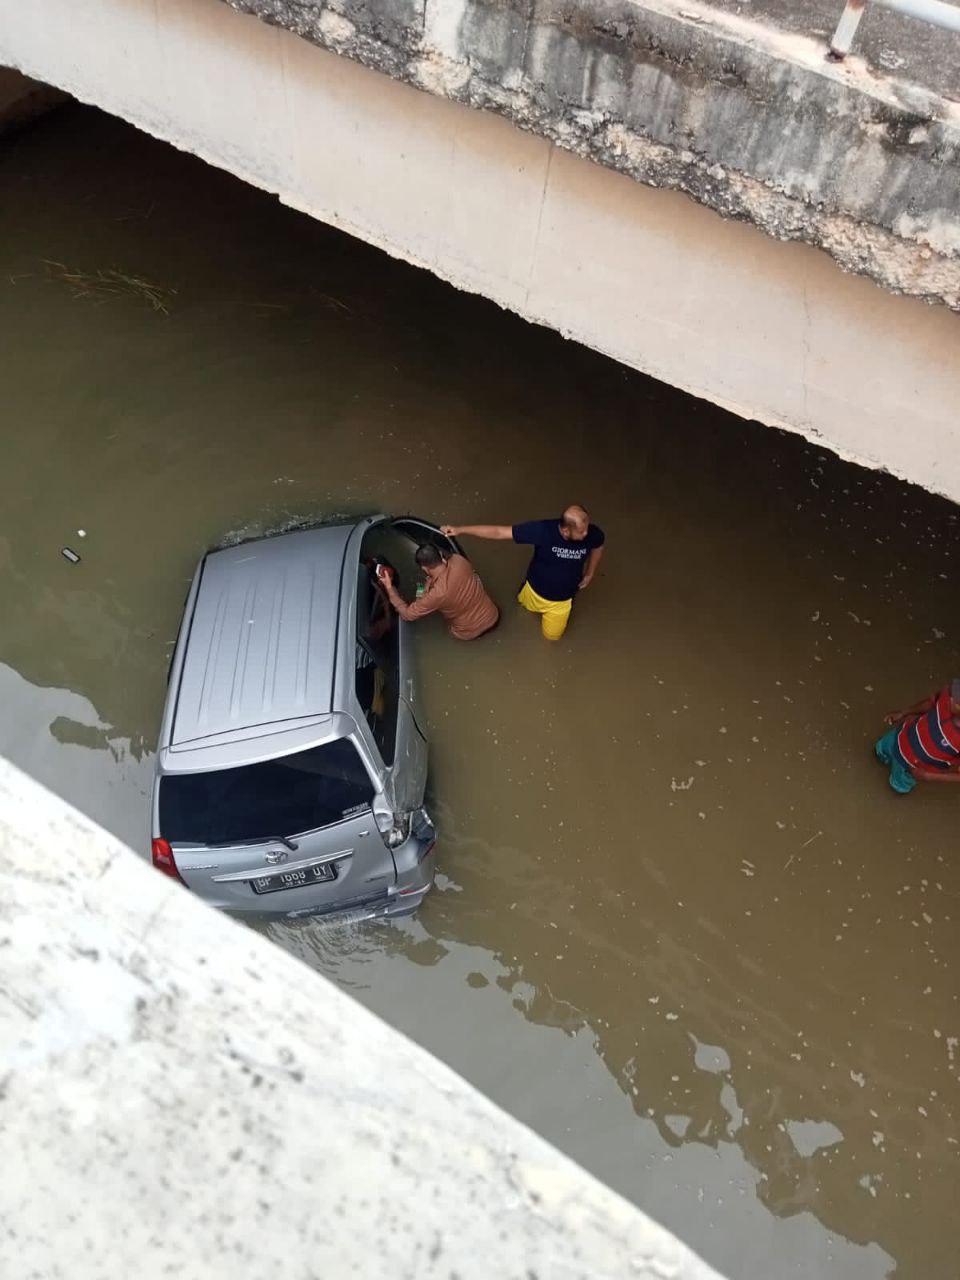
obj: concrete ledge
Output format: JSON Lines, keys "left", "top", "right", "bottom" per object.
{"left": 0, "top": 758, "right": 723, "bottom": 1280}
{"left": 0, "top": 67, "right": 66, "bottom": 135}
{"left": 220, "top": 0, "right": 960, "bottom": 309}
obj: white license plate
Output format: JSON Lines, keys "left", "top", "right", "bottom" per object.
{"left": 250, "top": 863, "right": 336, "bottom": 894}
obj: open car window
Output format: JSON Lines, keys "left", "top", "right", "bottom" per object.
{"left": 355, "top": 557, "right": 399, "bottom": 766}
{"left": 390, "top": 517, "right": 462, "bottom": 559}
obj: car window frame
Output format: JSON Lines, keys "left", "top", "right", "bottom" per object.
{"left": 353, "top": 558, "right": 400, "bottom": 768}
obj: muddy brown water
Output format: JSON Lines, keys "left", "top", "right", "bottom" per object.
{"left": 2, "top": 106, "right": 958, "bottom": 1278}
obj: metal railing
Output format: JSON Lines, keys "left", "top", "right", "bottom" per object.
{"left": 829, "top": 0, "right": 960, "bottom": 59}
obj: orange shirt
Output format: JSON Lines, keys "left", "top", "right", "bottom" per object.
{"left": 390, "top": 554, "right": 498, "bottom": 640}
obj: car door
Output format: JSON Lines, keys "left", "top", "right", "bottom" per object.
{"left": 353, "top": 542, "right": 424, "bottom": 819}
{"left": 388, "top": 518, "right": 462, "bottom": 808}
{"left": 352, "top": 517, "right": 460, "bottom": 815}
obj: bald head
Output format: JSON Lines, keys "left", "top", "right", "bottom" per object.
{"left": 560, "top": 504, "right": 590, "bottom": 540}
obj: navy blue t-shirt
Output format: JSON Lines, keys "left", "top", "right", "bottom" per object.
{"left": 513, "top": 519, "right": 605, "bottom": 602}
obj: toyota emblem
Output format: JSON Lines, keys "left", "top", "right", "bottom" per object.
{"left": 264, "top": 849, "right": 288, "bottom": 865}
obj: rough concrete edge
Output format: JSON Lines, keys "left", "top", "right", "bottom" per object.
{"left": 467, "top": 96, "right": 959, "bottom": 310}
{"left": 217, "top": 0, "right": 960, "bottom": 310}
{"left": 0, "top": 756, "right": 725, "bottom": 1279}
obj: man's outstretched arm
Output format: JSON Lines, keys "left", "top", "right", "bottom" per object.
{"left": 884, "top": 694, "right": 935, "bottom": 726}
{"left": 383, "top": 581, "right": 440, "bottom": 622}
{"left": 912, "top": 766, "right": 960, "bottom": 783}
{"left": 442, "top": 524, "right": 513, "bottom": 540}
{"left": 378, "top": 567, "right": 440, "bottom": 622}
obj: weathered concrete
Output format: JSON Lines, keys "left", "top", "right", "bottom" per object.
{"left": 0, "top": 67, "right": 65, "bottom": 135}
{"left": 2, "top": 0, "right": 959, "bottom": 504}
{"left": 220, "top": 0, "right": 960, "bottom": 309}
{"left": 0, "top": 757, "right": 724, "bottom": 1280}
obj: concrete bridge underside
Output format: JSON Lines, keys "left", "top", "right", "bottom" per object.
{"left": 1, "top": 0, "right": 959, "bottom": 501}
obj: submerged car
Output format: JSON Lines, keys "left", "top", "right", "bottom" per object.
{"left": 151, "top": 515, "right": 459, "bottom": 922}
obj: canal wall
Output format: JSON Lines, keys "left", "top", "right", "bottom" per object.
{"left": 0, "top": 756, "right": 723, "bottom": 1280}
{"left": 220, "top": 0, "right": 960, "bottom": 311}
{"left": 1, "top": 0, "right": 959, "bottom": 502}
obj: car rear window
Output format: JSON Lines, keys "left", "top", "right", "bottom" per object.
{"left": 159, "top": 739, "right": 374, "bottom": 845}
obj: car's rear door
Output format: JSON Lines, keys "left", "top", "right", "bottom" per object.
{"left": 352, "top": 540, "right": 425, "bottom": 817}
{"left": 158, "top": 738, "right": 397, "bottom": 914}
{"left": 178, "top": 810, "right": 392, "bottom": 915}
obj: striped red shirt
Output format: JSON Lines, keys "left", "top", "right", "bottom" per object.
{"left": 896, "top": 681, "right": 960, "bottom": 772}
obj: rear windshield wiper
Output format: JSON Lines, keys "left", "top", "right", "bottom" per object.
{"left": 207, "top": 834, "right": 300, "bottom": 852}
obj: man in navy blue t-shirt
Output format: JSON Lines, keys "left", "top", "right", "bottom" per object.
{"left": 441, "top": 505, "right": 605, "bottom": 640}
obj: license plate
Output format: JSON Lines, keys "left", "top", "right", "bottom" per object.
{"left": 250, "top": 863, "right": 337, "bottom": 895}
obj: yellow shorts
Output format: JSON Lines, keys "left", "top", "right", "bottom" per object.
{"left": 517, "top": 580, "right": 572, "bottom": 640}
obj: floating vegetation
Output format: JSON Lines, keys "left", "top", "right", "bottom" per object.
{"left": 313, "top": 291, "right": 351, "bottom": 315}
{"left": 223, "top": 290, "right": 351, "bottom": 319}
{"left": 42, "top": 259, "right": 176, "bottom": 314}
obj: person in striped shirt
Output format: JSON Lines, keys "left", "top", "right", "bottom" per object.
{"left": 875, "top": 680, "right": 960, "bottom": 793}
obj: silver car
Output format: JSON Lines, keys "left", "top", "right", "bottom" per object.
{"left": 151, "top": 515, "right": 458, "bottom": 922}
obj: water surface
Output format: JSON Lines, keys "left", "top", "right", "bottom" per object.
{"left": 1, "top": 106, "right": 958, "bottom": 1279}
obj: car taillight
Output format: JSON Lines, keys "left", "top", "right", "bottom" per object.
{"left": 151, "top": 838, "right": 184, "bottom": 883}
{"left": 383, "top": 813, "right": 412, "bottom": 849}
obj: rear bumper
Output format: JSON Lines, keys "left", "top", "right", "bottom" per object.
{"left": 386, "top": 836, "right": 437, "bottom": 918}
{"left": 225, "top": 825, "right": 437, "bottom": 924}
{"left": 281, "top": 851, "right": 436, "bottom": 923}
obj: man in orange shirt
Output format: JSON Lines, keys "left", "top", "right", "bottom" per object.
{"left": 378, "top": 545, "right": 499, "bottom": 640}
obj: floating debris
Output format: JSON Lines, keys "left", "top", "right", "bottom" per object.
{"left": 42, "top": 259, "right": 175, "bottom": 314}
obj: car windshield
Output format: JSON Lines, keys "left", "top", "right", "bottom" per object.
{"left": 159, "top": 739, "right": 374, "bottom": 845}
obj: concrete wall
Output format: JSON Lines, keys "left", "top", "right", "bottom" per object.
{"left": 0, "top": 756, "right": 723, "bottom": 1280}
{"left": 220, "top": 0, "right": 960, "bottom": 309}
{"left": 1, "top": 0, "right": 959, "bottom": 502}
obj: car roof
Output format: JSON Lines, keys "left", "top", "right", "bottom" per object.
{"left": 171, "top": 523, "right": 358, "bottom": 748}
